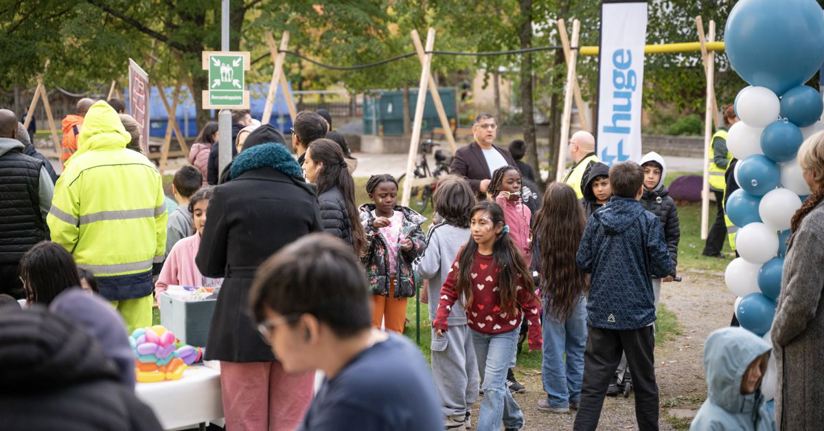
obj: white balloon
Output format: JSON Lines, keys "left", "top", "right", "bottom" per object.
{"left": 736, "top": 86, "right": 780, "bottom": 128}
{"left": 725, "top": 258, "right": 761, "bottom": 297}
{"left": 759, "top": 188, "right": 803, "bottom": 230}
{"left": 727, "top": 122, "right": 764, "bottom": 160}
{"left": 780, "top": 159, "right": 812, "bottom": 196}
{"left": 801, "top": 121, "right": 824, "bottom": 140}
{"left": 761, "top": 349, "right": 778, "bottom": 400}
{"left": 734, "top": 296, "right": 743, "bottom": 314}
{"left": 736, "top": 222, "right": 779, "bottom": 264}
{"left": 734, "top": 160, "right": 742, "bottom": 187}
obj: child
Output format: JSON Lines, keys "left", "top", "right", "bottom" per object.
{"left": 19, "top": 241, "right": 82, "bottom": 305}
{"left": 416, "top": 176, "right": 480, "bottom": 429}
{"left": 167, "top": 165, "right": 203, "bottom": 255}
{"left": 434, "top": 201, "right": 542, "bottom": 431}
{"left": 573, "top": 161, "right": 673, "bottom": 431}
{"left": 581, "top": 162, "right": 611, "bottom": 217}
{"left": 156, "top": 187, "right": 222, "bottom": 294}
{"left": 690, "top": 327, "right": 774, "bottom": 431}
{"left": 488, "top": 166, "right": 532, "bottom": 266}
{"left": 359, "top": 174, "right": 426, "bottom": 333}
{"left": 488, "top": 165, "right": 532, "bottom": 393}
{"left": 640, "top": 151, "right": 680, "bottom": 306}
{"left": 532, "top": 182, "right": 589, "bottom": 414}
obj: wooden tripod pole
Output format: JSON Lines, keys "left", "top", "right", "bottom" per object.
{"left": 697, "top": 17, "right": 717, "bottom": 241}
{"left": 411, "top": 30, "right": 457, "bottom": 153}
{"left": 555, "top": 19, "right": 581, "bottom": 182}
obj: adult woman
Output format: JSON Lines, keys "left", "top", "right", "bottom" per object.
{"left": 772, "top": 131, "right": 824, "bottom": 430}
{"left": 189, "top": 121, "right": 218, "bottom": 184}
{"left": 303, "top": 138, "right": 365, "bottom": 255}
{"left": 196, "top": 126, "right": 322, "bottom": 431}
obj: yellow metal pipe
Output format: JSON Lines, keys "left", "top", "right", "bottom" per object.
{"left": 579, "top": 41, "right": 725, "bottom": 56}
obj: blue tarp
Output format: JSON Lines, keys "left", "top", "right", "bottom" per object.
{"left": 124, "top": 82, "right": 294, "bottom": 138}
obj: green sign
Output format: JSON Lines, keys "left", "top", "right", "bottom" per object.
{"left": 202, "top": 51, "right": 249, "bottom": 109}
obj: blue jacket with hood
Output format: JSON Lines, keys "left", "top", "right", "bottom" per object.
{"left": 690, "top": 327, "right": 775, "bottom": 431}
{"left": 576, "top": 196, "right": 673, "bottom": 329}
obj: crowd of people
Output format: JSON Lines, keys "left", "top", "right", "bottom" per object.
{"left": 1, "top": 97, "right": 822, "bottom": 431}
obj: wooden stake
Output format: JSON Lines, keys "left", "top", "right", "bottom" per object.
{"left": 555, "top": 19, "right": 581, "bottom": 182}
{"left": 107, "top": 80, "right": 117, "bottom": 100}
{"left": 37, "top": 79, "right": 61, "bottom": 155}
{"left": 557, "top": 19, "right": 590, "bottom": 132}
{"left": 22, "top": 83, "right": 42, "bottom": 130}
{"left": 697, "top": 17, "right": 717, "bottom": 241}
{"left": 157, "top": 84, "right": 182, "bottom": 171}
{"left": 411, "top": 29, "right": 457, "bottom": 153}
{"left": 263, "top": 31, "right": 290, "bottom": 125}
{"left": 696, "top": 17, "right": 721, "bottom": 129}
{"left": 279, "top": 73, "right": 297, "bottom": 122}
{"left": 402, "top": 28, "right": 436, "bottom": 207}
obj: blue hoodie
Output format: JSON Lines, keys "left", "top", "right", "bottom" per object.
{"left": 691, "top": 327, "right": 775, "bottom": 431}
{"left": 576, "top": 196, "right": 673, "bottom": 329}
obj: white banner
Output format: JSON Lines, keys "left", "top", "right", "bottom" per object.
{"left": 596, "top": 1, "right": 648, "bottom": 164}
{"left": 128, "top": 59, "right": 150, "bottom": 154}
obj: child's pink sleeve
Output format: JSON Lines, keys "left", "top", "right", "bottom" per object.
{"left": 433, "top": 258, "right": 461, "bottom": 331}
{"left": 155, "top": 247, "right": 180, "bottom": 295}
{"left": 516, "top": 275, "right": 542, "bottom": 351}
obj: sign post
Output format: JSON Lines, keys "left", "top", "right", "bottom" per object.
{"left": 129, "top": 59, "right": 150, "bottom": 155}
{"left": 202, "top": 49, "right": 250, "bottom": 176}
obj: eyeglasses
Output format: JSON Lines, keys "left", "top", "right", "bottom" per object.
{"left": 256, "top": 314, "right": 300, "bottom": 342}
{"left": 288, "top": 128, "right": 295, "bottom": 135}
{"left": 475, "top": 123, "right": 497, "bottom": 130}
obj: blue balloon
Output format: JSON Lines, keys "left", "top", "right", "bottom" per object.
{"left": 736, "top": 292, "right": 776, "bottom": 336}
{"left": 737, "top": 155, "right": 780, "bottom": 196}
{"left": 725, "top": 0, "right": 824, "bottom": 95}
{"left": 778, "top": 229, "right": 791, "bottom": 257}
{"left": 758, "top": 257, "right": 784, "bottom": 301}
{"left": 761, "top": 120, "right": 803, "bottom": 163}
{"left": 780, "top": 85, "right": 824, "bottom": 127}
{"left": 726, "top": 189, "right": 763, "bottom": 227}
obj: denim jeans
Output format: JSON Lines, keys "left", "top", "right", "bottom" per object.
{"left": 472, "top": 328, "right": 524, "bottom": 430}
{"left": 542, "top": 295, "right": 588, "bottom": 408}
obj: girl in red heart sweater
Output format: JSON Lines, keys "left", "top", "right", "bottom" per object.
{"left": 434, "top": 201, "right": 541, "bottom": 431}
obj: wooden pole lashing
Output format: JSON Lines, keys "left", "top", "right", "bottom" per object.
{"left": 557, "top": 19, "right": 590, "bottom": 132}
{"left": 411, "top": 29, "right": 457, "bottom": 153}
{"left": 555, "top": 19, "right": 581, "bottom": 183}
{"left": 263, "top": 31, "right": 290, "bottom": 125}
{"left": 22, "top": 83, "right": 42, "bottom": 130}
{"left": 401, "top": 28, "right": 436, "bottom": 207}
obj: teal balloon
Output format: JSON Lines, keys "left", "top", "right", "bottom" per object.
{"left": 758, "top": 257, "right": 784, "bottom": 301}
{"left": 761, "top": 120, "right": 803, "bottom": 163}
{"left": 738, "top": 155, "right": 780, "bottom": 197}
{"left": 778, "top": 229, "right": 791, "bottom": 257}
{"left": 725, "top": 0, "right": 824, "bottom": 95}
{"left": 780, "top": 85, "right": 824, "bottom": 127}
{"left": 726, "top": 189, "right": 763, "bottom": 227}
{"left": 736, "top": 292, "right": 776, "bottom": 336}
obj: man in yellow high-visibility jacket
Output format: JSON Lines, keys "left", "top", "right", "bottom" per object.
{"left": 48, "top": 101, "right": 167, "bottom": 332}
{"left": 703, "top": 105, "right": 738, "bottom": 257}
{"left": 563, "top": 130, "right": 600, "bottom": 199}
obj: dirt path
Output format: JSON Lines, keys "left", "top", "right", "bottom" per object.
{"left": 493, "top": 269, "right": 733, "bottom": 430}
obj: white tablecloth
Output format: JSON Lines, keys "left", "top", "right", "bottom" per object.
{"left": 136, "top": 363, "right": 223, "bottom": 430}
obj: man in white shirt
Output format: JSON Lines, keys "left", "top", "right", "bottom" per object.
{"left": 449, "top": 114, "right": 517, "bottom": 195}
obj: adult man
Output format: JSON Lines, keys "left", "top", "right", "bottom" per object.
{"left": 703, "top": 105, "right": 738, "bottom": 258}
{"left": 292, "top": 111, "right": 328, "bottom": 166}
{"left": 0, "top": 109, "right": 54, "bottom": 298}
{"left": 563, "top": 130, "right": 600, "bottom": 199}
{"left": 250, "top": 234, "right": 443, "bottom": 430}
{"left": 48, "top": 101, "right": 166, "bottom": 332}
{"left": 16, "top": 122, "right": 58, "bottom": 182}
{"left": 60, "top": 97, "right": 95, "bottom": 166}
{"left": 449, "top": 113, "right": 517, "bottom": 195}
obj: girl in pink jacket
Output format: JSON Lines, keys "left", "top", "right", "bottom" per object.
{"left": 489, "top": 166, "right": 532, "bottom": 266}
{"left": 187, "top": 122, "right": 218, "bottom": 185}
{"left": 156, "top": 187, "right": 222, "bottom": 293}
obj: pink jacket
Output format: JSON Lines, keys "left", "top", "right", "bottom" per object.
{"left": 155, "top": 234, "right": 222, "bottom": 294}
{"left": 496, "top": 194, "right": 532, "bottom": 266}
{"left": 188, "top": 143, "right": 211, "bottom": 185}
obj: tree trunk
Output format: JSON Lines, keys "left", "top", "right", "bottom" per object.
{"left": 518, "top": 0, "right": 539, "bottom": 187}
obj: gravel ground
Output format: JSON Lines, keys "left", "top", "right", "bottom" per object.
{"left": 468, "top": 269, "right": 731, "bottom": 431}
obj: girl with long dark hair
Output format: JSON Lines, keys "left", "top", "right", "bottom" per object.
{"left": 532, "top": 182, "right": 589, "bottom": 413}
{"left": 188, "top": 121, "right": 218, "bottom": 185}
{"left": 434, "top": 201, "right": 541, "bottom": 431}
{"left": 303, "top": 138, "right": 366, "bottom": 255}
{"left": 19, "top": 241, "right": 82, "bottom": 305}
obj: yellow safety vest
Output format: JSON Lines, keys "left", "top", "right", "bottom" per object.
{"left": 708, "top": 129, "right": 731, "bottom": 191}
{"left": 564, "top": 153, "right": 600, "bottom": 199}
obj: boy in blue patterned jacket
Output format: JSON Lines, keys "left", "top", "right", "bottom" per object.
{"left": 573, "top": 161, "right": 674, "bottom": 431}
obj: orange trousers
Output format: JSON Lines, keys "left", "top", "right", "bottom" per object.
{"left": 372, "top": 278, "right": 408, "bottom": 333}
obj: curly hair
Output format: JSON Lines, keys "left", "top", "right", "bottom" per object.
{"left": 532, "top": 182, "right": 588, "bottom": 320}
{"left": 455, "top": 201, "right": 535, "bottom": 316}
{"left": 487, "top": 165, "right": 520, "bottom": 198}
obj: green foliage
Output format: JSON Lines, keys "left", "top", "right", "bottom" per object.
{"left": 666, "top": 114, "right": 703, "bottom": 136}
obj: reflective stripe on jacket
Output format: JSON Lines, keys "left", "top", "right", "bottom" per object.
{"left": 564, "top": 153, "right": 600, "bottom": 199}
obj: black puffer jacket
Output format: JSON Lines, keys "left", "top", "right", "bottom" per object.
{"left": 318, "top": 187, "right": 353, "bottom": 246}
{"left": 0, "top": 306, "right": 162, "bottom": 431}
{"left": 640, "top": 152, "right": 679, "bottom": 274}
